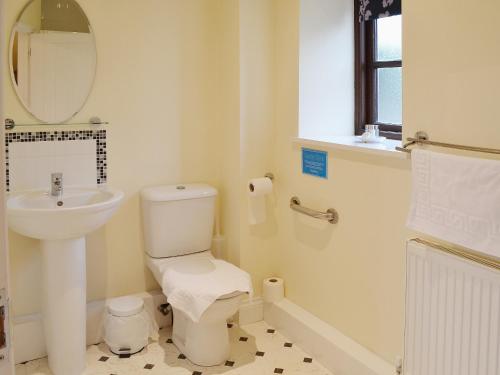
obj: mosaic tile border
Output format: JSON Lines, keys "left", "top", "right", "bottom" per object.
{"left": 4, "top": 130, "right": 107, "bottom": 191}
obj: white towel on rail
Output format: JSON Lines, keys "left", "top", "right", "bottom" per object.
{"left": 407, "top": 149, "right": 500, "bottom": 258}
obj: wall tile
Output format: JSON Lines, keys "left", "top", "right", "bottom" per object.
{"left": 5, "top": 130, "right": 107, "bottom": 192}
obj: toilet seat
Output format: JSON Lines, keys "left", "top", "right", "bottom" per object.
{"left": 146, "top": 251, "right": 247, "bottom": 301}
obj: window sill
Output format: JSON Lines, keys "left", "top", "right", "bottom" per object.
{"left": 293, "top": 136, "right": 408, "bottom": 159}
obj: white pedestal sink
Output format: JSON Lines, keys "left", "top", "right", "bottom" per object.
{"left": 7, "top": 186, "right": 124, "bottom": 375}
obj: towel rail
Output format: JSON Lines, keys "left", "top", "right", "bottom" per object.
{"left": 412, "top": 238, "right": 500, "bottom": 271}
{"left": 396, "top": 131, "right": 500, "bottom": 155}
{"left": 290, "top": 196, "right": 339, "bottom": 224}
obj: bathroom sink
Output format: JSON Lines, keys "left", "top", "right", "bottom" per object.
{"left": 7, "top": 186, "right": 124, "bottom": 240}
{"left": 7, "top": 185, "right": 124, "bottom": 375}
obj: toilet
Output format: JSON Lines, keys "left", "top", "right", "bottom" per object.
{"left": 141, "top": 184, "right": 252, "bottom": 366}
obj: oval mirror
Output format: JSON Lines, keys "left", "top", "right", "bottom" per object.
{"left": 9, "top": 0, "right": 96, "bottom": 124}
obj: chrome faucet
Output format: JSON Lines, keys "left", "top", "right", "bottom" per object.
{"left": 50, "top": 173, "right": 63, "bottom": 197}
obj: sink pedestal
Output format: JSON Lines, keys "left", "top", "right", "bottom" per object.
{"left": 41, "top": 237, "right": 87, "bottom": 375}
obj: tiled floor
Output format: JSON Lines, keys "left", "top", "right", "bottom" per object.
{"left": 15, "top": 321, "right": 333, "bottom": 375}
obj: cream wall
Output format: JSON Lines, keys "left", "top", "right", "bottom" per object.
{"left": 0, "top": 0, "right": 15, "bottom": 371}
{"left": 6, "top": 0, "right": 221, "bottom": 316}
{"left": 238, "top": 0, "right": 278, "bottom": 295}
{"left": 215, "top": 0, "right": 241, "bottom": 266}
{"left": 7, "top": 0, "right": 278, "bottom": 316}
{"left": 271, "top": 0, "right": 500, "bottom": 365}
{"left": 403, "top": 0, "right": 500, "bottom": 147}
{"left": 299, "top": 0, "right": 354, "bottom": 139}
{"left": 212, "top": 0, "right": 278, "bottom": 293}
{"left": 7, "top": 0, "right": 500, "bottom": 368}
{"left": 274, "top": 0, "right": 408, "bottom": 364}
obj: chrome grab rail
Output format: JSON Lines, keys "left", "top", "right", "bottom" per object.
{"left": 290, "top": 196, "right": 339, "bottom": 224}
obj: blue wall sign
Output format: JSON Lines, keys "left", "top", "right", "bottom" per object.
{"left": 302, "top": 148, "right": 328, "bottom": 179}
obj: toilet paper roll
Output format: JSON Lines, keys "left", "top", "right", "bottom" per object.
{"left": 248, "top": 177, "right": 273, "bottom": 197}
{"left": 263, "top": 277, "right": 284, "bottom": 303}
{"left": 248, "top": 177, "right": 273, "bottom": 225}
{"left": 248, "top": 195, "right": 266, "bottom": 225}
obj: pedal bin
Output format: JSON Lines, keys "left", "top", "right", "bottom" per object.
{"left": 104, "top": 296, "right": 152, "bottom": 355}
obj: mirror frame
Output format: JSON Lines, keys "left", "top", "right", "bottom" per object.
{"left": 8, "top": 0, "right": 97, "bottom": 124}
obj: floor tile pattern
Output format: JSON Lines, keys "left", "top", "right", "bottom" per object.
{"left": 15, "top": 321, "right": 333, "bottom": 375}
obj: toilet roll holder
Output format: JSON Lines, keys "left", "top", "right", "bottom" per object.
{"left": 249, "top": 173, "right": 274, "bottom": 193}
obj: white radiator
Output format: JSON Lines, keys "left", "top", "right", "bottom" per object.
{"left": 405, "top": 240, "right": 500, "bottom": 375}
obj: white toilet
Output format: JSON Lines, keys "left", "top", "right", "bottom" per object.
{"left": 141, "top": 184, "right": 252, "bottom": 366}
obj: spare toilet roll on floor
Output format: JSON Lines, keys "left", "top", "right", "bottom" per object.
{"left": 248, "top": 177, "right": 273, "bottom": 225}
{"left": 263, "top": 277, "right": 284, "bottom": 303}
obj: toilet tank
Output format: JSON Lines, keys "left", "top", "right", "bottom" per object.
{"left": 141, "top": 184, "right": 217, "bottom": 258}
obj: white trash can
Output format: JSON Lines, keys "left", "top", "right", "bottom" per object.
{"left": 104, "top": 296, "right": 158, "bottom": 355}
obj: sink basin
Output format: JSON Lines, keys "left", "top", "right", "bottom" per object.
{"left": 7, "top": 186, "right": 124, "bottom": 240}
{"left": 7, "top": 185, "right": 124, "bottom": 375}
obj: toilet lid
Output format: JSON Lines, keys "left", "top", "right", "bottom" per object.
{"left": 107, "top": 296, "right": 144, "bottom": 317}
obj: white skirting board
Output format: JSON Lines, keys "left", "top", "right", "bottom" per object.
{"left": 264, "top": 299, "right": 396, "bottom": 375}
{"left": 238, "top": 297, "right": 264, "bottom": 325}
{"left": 12, "top": 291, "right": 170, "bottom": 364}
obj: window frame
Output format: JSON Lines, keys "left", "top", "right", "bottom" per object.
{"left": 354, "top": 14, "right": 402, "bottom": 140}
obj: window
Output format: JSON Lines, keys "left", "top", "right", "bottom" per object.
{"left": 355, "top": 12, "right": 402, "bottom": 140}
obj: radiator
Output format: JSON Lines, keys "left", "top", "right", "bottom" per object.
{"left": 405, "top": 240, "right": 500, "bottom": 375}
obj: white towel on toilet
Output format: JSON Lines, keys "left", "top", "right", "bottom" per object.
{"left": 157, "top": 256, "right": 253, "bottom": 322}
{"left": 407, "top": 149, "right": 500, "bottom": 258}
